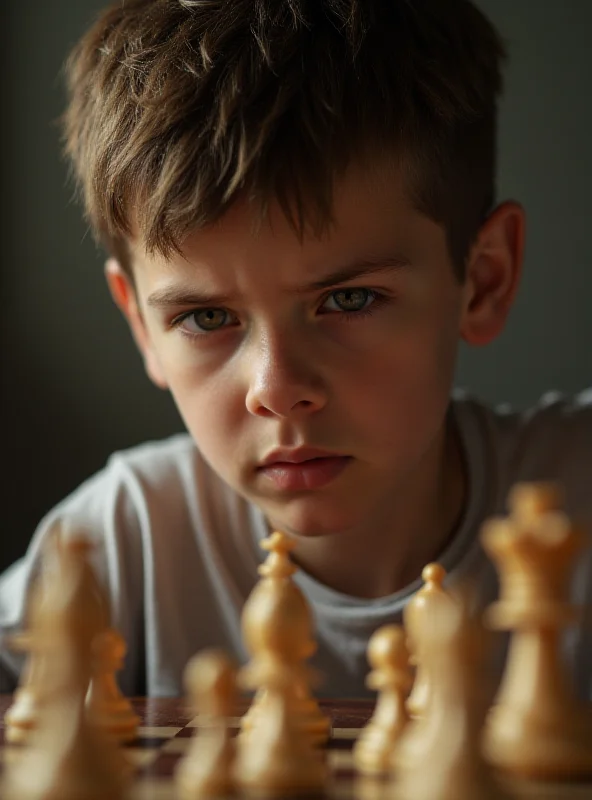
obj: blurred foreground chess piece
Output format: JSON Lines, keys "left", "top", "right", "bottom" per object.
{"left": 240, "top": 532, "right": 329, "bottom": 745}
{"left": 4, "top": 526, "right": 68, "bottom": 743}
{"left": 393, "top": 594, "right": 510, "bottom": 800}
{"left": 403, "top": 563, "right": 454, "bottom": 718}
{"left": 481, "top": 482, "right": 592, "bottom": 780}
{"left": 235, "top": 531, "right": 327, "bottom": 795}
{"left": 4, "top": 587, "right": 50, "bottom": 744}
{"left": 176, "top": 649, "right": 238, "bottom": 799}
{"left": 2, "top": 536, "right": 129, "bottom": 800}
{"left": 3, "top": 630, "right": 39, "bottom": 744}
{"left": 353, "top": 624, "right": 412, "bottom": 776}
{"left": 86, "top": 628, "right": 140, "bottom": 742}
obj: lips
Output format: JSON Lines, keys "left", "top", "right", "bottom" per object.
{"left": 257, "top": 450, "right": 351, "bottom": 491}
{"left": 259, "top": 446, "right": 343, "bottom": 467}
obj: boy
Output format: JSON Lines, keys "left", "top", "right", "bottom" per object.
{"left": 0, "top": 0, "right": 590, "bottom": 699}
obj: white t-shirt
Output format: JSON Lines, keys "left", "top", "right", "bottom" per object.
{"left": 1, "top": 390, "right": 591, "bottom": 698}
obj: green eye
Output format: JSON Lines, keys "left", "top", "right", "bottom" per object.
{"left": 194, "top": 308, "right": 228, "bottom": 331}
{"left": 331, "top": 288, "right": 371, "bottom": 311}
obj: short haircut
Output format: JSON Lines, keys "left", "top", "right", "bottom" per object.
{"left": 62, "top": 0, "right": 506, "bottom": 279}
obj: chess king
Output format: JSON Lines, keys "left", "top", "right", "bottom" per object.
{"left": 481, "top": 484, "right": 592, "bottom": 780}
{"left": 0, "top": 0, "right": 591, "bottom": 709}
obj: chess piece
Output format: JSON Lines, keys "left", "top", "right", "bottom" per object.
{"left": 403, "top": 563, "right": 454, "bottom": 718}
{"left": 353, "top": 625, "right": 412, "bottom": 776}
{"left": 393, "top": 596, "right": 510, "bottom": 800}
{"left": 235, "top": 532, "right": 326, "bottom": 795}
{"left": 4, "top": 630, "right": 45, "bottom": 744}
{"left": 481, "top": 482, "right": 592, "bottom": 780}
{"left": 2, "top": 536, "right": 129, "bottom": 800}
{"left": 176, "top": 649, "right": 238, "bottom": 799}
{"left": 86, "top": 628, "right": 140, "bottom": 742}
{"left": 240, "top": 532, "right": 330, "bottom": 745}
{"left": 237, "top": 663, "right": 326, "bottom": 797}
{"left": 4, "top": 527, "right": 67, "bottom": 743}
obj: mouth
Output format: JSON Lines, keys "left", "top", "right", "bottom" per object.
{"left": 257, "top": 455, "right": 352, "bottom": 492}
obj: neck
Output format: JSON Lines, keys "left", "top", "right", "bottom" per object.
{"left": 283, "top": 415, "right": 466, "bottom": 599}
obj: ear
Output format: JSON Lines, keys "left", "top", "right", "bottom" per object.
{"left": 104, "top": 259, "right": 169, "bottom": 389}
{"left": 460, "top": 201, "right": 525, "bottom": 346}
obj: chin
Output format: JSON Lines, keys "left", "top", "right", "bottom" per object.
{"left": 265, "top": 496, "right": 363, "bottom": 539}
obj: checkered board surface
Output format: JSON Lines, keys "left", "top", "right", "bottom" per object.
{"left": 125, "top": 713, "right": 365, "bottom": 799}
{"left": 1, "top": 697, "right": 591, "bottom": 799}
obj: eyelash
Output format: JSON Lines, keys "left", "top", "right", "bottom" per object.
{"left": 170, "top": 288, "right": 390, "bottom": 338}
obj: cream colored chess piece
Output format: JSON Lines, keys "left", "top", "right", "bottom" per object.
{"left": 4, "top": 527, "right": 66, "bottom": 743}
{"left": 86, "top": 628, "right": 140, "bottom": 742}
{"left": 393, "top": 597, "right": 510, "bottom": 800}
{"left": 404, "top": 563, "right": 454, "bottom": 718}
{"left": 176, "top": 649, "right": 238, "bottom": 799}
{"left": 235, "top": 531, "right": 327, "bottom": 795}
{"left": 4, "top": 626, "right": 45, "bottom": 744}
{"left": 237, "top": 662, "right": 326, "bottom": 797}
{"left": 481, "top": 482, "right": 592, "bottom": 780}
{"left": 240, "top": 532, "right": 329, "bottom": 745}
{"left": 3, "top": 536, "right": 129, "bottom": 800}
{"left": 353, "top": 625, "right": 412, "bottom": 776}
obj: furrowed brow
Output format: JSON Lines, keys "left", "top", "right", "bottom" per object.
{"left": 146, "top": 286, "right": 233, "bottom": 309}
{"left": 293, "top": 256, "right": 411, "bottom": 293}
{"left": 146, "top": 256, "right": 410, "bottom": 309}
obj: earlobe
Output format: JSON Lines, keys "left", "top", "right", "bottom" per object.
{"left": 104, "top": 259, "right": 169, "bottom": 390}
{"left": 460, "top": 201, "right": 525, "bottom": 347}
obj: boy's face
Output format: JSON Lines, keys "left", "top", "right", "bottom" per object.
{"left": 111, "top": 162, "right": 521, "bottom": 539}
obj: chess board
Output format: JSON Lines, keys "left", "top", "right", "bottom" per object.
{"left": 1, "top": 696, "right": 590, "bottom": 799}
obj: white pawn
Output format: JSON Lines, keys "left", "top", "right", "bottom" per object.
{"left": 404, "top": 563, "right": 453, "bottom": 719}
{"left": 393, "top": 598, "right": 510, "bottom": 800}
{"left": 353, "top": 625, "right": 412, "bottom": 776}
{"left": 86, "top": 628, "right": 140, "bottom": 742}
{"left": 176, "top": 649, "right": 238, "bottom": 799}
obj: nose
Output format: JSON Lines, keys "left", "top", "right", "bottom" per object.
{"left": 244, "top": 329, "right": 327, "bottom": 418}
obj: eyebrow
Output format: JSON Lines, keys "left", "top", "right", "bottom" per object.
{"left": 146, "top": 256, "right": 410, "bottom": 309}
{"left": 295, "top": 256, "right": 410, "bottom": 293}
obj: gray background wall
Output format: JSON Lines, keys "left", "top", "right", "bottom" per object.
{"left": 1, "top": 1, "right": 590, "bottom": 571}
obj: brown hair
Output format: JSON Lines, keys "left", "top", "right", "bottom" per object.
{"left": 62, "top": 0, "right": 506, "bottom": 279}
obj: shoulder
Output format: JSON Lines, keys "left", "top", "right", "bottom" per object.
{"left": 452, "top": 387, "right": 592, "bottom": 521}
{"left": 1, "top": 433, "right": 259, "bottom": 695}
{"left": 14, "top": 433, "right": 211, "bottom": 603}
{"left": 6, "top": 432, "right": 243, "bottom": 618}
{"left": 105, "top": 431, "right": 202, "bottom": 488}
{"left": 453, "top": 386, "right": 592, "bottom": 453}
{"left": 50, "top": 432, "right": 215, "bottom": 526}
{"left": 453, "top": 387, "right": 592, "bottom": 446}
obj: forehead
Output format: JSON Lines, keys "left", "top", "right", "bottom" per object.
{"left": 131, "top": 159, "right": 447, "bottom": 287}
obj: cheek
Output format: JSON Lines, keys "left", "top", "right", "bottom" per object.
{"left": 348, "top": 306, "right": 460, "bottom": 442}
{"left": 162, "top": 357, "right": 249, "bottom": 468}
{"left": 171, "top": 375, "right": 237, "bottom": 434}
